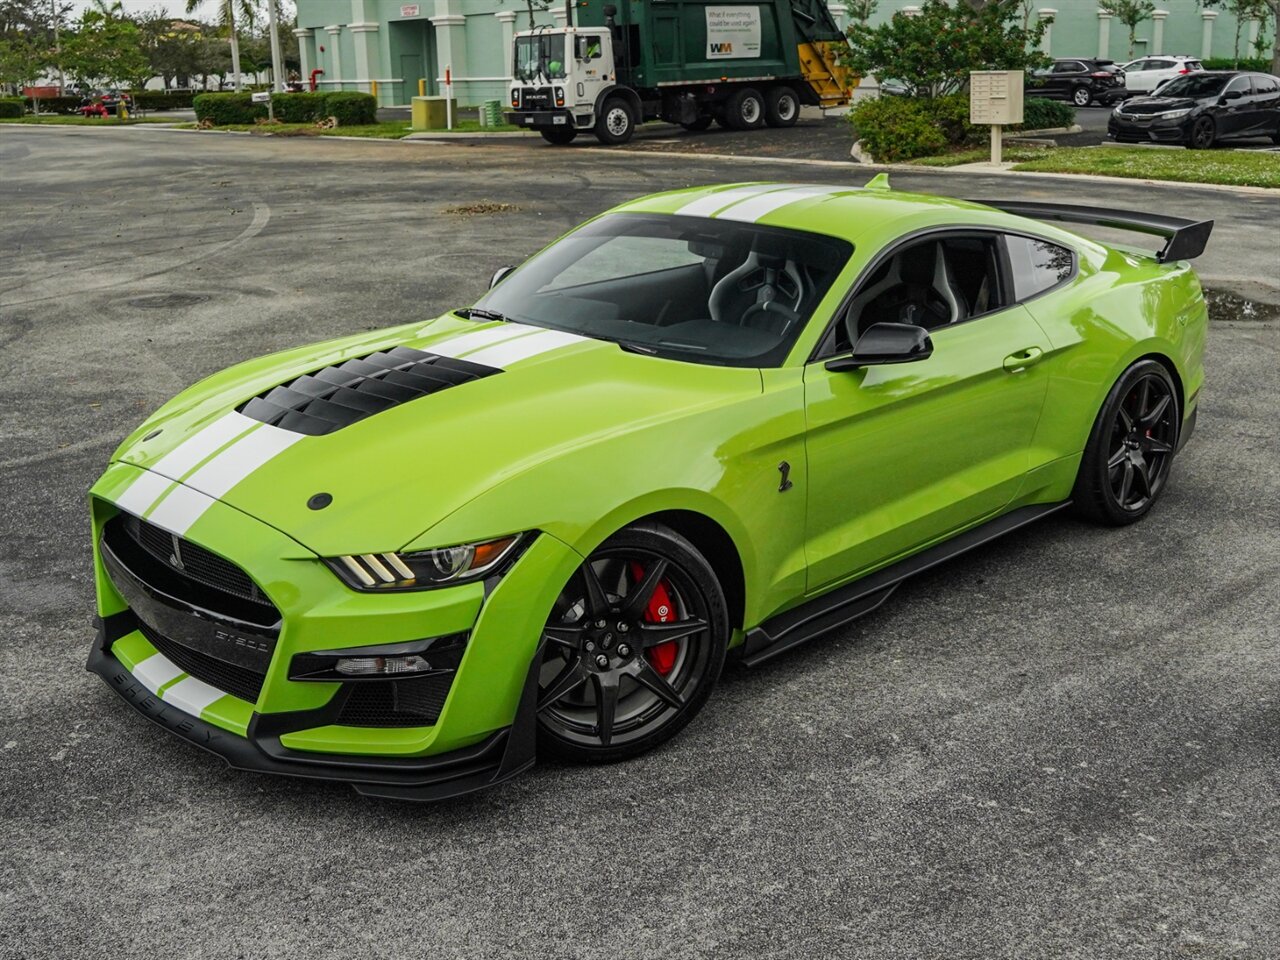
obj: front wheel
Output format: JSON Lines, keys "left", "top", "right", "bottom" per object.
{"left": 540, "top": 126, "right": 577, "bottom": 145}
{"left": 764, "top": 86, "right": 800, "bottom": 128}
{"left": 536, "top": 524, "right": 729, "bottom": 763}
{"left": 1189, "top": 116, "right": 1216, "bottom": 149}
{"left": 1072, "top": 86, "right": 1092, "bottom": 107}
{"left": 1072, "top": 360, "right": 1180, "bottom": 526}
{"left": 594, "top": 98, "right": 635, "bottom": 145}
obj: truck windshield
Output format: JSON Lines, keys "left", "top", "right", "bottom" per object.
{"left": 514, "top": 35, "right": 566, "bottom": 82}
{"left": 471, "top": 214, "right": 852, "bottom": 368}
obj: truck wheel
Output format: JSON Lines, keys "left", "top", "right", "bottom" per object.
{"left": 680, "top": 116, "right": 713, "bottom": 132}
{"left": 595, "top": 98, "right": 635, "bottom": 145}
{"left": 725, "top": 88, "right": 765, "bottom": 130}
{"left": 764, "top": 86, "right": 799, "bottom": 128}
{"left": 540, "top": 127, "right": 577, "bottom": 145}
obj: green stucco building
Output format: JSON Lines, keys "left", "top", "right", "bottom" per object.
{"left": 293, "top": 0, "right": 1275, "bottom": 107}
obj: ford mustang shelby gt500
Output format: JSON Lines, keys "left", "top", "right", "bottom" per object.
{"left": 87, "top": 178, "right": 1211, "bottom": 800}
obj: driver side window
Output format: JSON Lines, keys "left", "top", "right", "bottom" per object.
{"left": 835, "top": 233, "right": 1006, "bottom": 351}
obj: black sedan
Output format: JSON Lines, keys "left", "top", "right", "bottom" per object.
{"left": 1109, "top": 71, "right": 1280, "bottom": 148}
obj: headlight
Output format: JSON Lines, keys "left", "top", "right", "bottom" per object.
{"left": 1154, "top": 108, "right": 1192, "bottom": 120}
{"left": 328, "top": 534, "right": 528, "bottom": 591}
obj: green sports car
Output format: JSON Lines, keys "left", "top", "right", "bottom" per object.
{"left": 87, "top": 177, "right": 1212, "bottom": 800}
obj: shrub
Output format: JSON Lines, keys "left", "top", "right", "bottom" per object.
{"left": 1201, "top": 56, "right": 1269, "bottom": 72}
{"left": 24, "top": 95, "right": 80, "bottom": 114}
{"left": 0, "top": 97, "right": 24, "bottom": 118}
{"left": 849, "top": 95, "right": 948, "bottom": 162}
{"left": 134, "top": 91, "right": 196, "bottom": 111}
{"left": 323, "top": 91, "right": 377, "bottom": 125}
{"left": 193, "top": 92, "right": 266, "bottom": 125}
{"left": 272, "top": 91, "right": 330, "bottom": 123}
{"left": 1018, "top": 97, "right": 1075, "bottom": 131}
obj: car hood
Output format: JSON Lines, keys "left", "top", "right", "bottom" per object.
{"left": 1117, "top": 96, "right": 1201, "bottom": 114}
{"left": 111, "top": 313, "right": 763, "bottom": 556}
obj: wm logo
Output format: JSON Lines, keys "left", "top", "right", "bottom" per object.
{"left": 710, "top": 42, "right": 734, "bottom": 53}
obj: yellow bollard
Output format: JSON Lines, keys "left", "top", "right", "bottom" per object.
{"left": 418, "top": 78, "right": 426, "bottom": 98}
{"left": 371, "top": 80, "right": 378, "bottom": 101}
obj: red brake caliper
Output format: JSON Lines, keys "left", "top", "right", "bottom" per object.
{"left": 629, "top": 561, "right": 678, "bottom": 676}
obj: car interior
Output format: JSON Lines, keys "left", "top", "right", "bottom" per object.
{"left": 839, "top": 234, "right": 1006, "bottom": 350}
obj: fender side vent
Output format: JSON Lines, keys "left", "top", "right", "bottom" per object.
{"left": 237, "top": 346, "right": 500, "bottom": 436}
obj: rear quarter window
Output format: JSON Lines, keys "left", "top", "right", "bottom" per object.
{"left": 1006, "top": 236, "right": 1075, "bottom": 301}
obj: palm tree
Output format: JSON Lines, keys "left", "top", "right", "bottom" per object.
{"left": 185, "top": 0, "right": 254, "bottom": 91}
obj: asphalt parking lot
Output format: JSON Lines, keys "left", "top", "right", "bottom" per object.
{"left": 2, "top": 127, "right": 1278, "bottom": 960}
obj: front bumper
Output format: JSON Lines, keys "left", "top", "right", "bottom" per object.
{"left": 506, "top": 109, "right": 580, "bottom": 130}
{"left": 88, "top": 616, "right": 542, "bottom": 800}
{"left": 1108, "top": 114, "right": 1192, "bottom": 143}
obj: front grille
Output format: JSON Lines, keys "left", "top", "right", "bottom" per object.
{"left": 237, "top": 345, "right": 500, "bottom": 437}
{"left": 139, "top": 622, "right": 267, "bottom": 704}
{"left": 109, "top": 513, "right": 280, "bottom": 626}
{"left": 337, "top": 675, "right": 454, "bottom": 727}
{"left": 519, "top": 86, "right": 553, "bottom": 109}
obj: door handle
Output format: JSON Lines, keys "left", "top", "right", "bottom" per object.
{"left": 1003, "top": 346, "right": 1044, "bottom": 373}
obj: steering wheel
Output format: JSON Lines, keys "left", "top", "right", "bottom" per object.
{"left": 740, "top": 300, "right": 801, "bottom": 336}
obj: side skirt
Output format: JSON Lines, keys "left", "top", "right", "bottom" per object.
{"left": 741, "top": 502, "right": 1071, "bottom": 667}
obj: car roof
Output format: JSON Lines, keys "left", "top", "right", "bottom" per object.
{"left": 611, "top": 180, "right": 1051, "bottom": 247}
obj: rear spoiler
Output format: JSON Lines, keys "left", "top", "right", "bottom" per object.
{"left": 969, "top": 200, "right": 1214, "bottom": 263}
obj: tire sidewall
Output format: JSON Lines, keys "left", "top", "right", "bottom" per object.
{"left": 536, "top": 523, "right": 730, "bottom": 764}
{"left": 1073, "top": 86, "right": 1092, "bottom": 107}
{"left": 595, "top": 98, "right": 635, "bottom": 145}
{"left": 1073, "top": 359, "right": 1180, "bottom": 525}
{"left": 728, "top": 88, "right": 765, "bottom": 130}
{"left": 1190, "top": 116, "right": 1215, "bottom": 149}
{"left": 765, "top": 86, "right": 799, "bottom": 128}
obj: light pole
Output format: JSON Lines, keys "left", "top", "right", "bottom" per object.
{"left": 51, "top": 0, "right": 65, "bottom": 96}
{"left": 266, "top": 0, "right": 284, "bottom": 91}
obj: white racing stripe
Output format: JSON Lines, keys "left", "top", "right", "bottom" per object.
{"left": 674, "top": 184, "right": 790, "bottom": 218}
{"left": 131, "top": 652, "right": 185, "bottom": 695}
{"left": 114, "top": 469, "right": 175, "bottom": 518}
{"left": 715, "top": 185, "right": 844, "bottom": 223}
{"left": 424, "top": 323, "right": 538, "bottom": 358}
{"left": 163, "top": 675, "right": 229, "bottom": 713}
{"left": 463, "top": 328, "right": 588, "bottom": 368}
{"left": 148, "top": 411, "right": 258, "bottom": 482}
{"left": 145, "top": 483, "right": 218, "bottom": 536}
{"left": 181, "top": 423, "right": 302, "bottom": 501}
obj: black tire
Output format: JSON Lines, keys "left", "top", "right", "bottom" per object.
{"left": 536, "top": 523, "right": 730, "bottom": 764}
{"left": 724, "top": 87, "right": 766, "bottom": 130}
{"left": 1072, "top": 85, "right": 1092, "bottom": 107}
{"left": 1189, "top": 116, "right": 1216, "bottom": 149}
{"left": 713, "top": 110, "right": 734, "bottom": 129}
{"left": 539, "top": 126, "right": 577, "bottom": 145}
{"left": 764, "top": 85, "right": 800, "bottom": 128}
{"left": 1072, "top": 359, "right": 1180, "bottom": 526}
{"left": 680, "top": 115, "right": 713, "bottom": 132}
{"left": 594, "top": 97, "right": 635, "bottom": 145}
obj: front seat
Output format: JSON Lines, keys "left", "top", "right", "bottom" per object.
{"left": 708, "top": 250, "right": 807, "bottom": 335}
{"left": 845, "top": 242, "right": 964, "bottom": 342}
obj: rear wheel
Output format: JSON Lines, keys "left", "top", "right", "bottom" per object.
{"left": 1072, "top": 85, "right": 1092, "bottom": 107}
{"left": 536, "top": 524, "right": 729, "bottom": 763}
{"left": 764, "top": 85, "right": 800, "bottom": 128}
{"left": 725, "top": 87, "right": 766, "bottom": 130}
{"left": 594, "top": 97, "right": 635, "bottom": 145}
{"left": 539, "top": 126, "right": 577, "bottom": 145}
{"left": 1189, "top": 116, "right": 1216, "bottom": 149}
{"left": 1073, "top": 360, "right": 1180, "bottom": 526}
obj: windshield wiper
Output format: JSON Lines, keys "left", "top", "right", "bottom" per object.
{"left": 464, "top": 307, "right": 510, "bottom": 322}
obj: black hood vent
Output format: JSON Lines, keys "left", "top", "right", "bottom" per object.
{"left": 238, "top": 345, "right": 500, "bottom": 436}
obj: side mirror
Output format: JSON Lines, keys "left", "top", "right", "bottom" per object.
{"left": 1221, "top": 89, "right": 1243, "bottom": 101}
{"left": 825, "top": 322, "right": 933, "bottom": 372}
{"left": 489, "top": 265, "right": 515, "bottom": 288}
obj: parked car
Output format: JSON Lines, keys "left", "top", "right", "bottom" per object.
{"left": 86, "top": 179, "right": 1212, "bottom": 800}
{"left": 1118, "top": 55, "right": 1203, "bottom": 94}
{"left": 1109, "top": 71, "right": 1280, "bottom": 148}
{"left": 1027, "top": 58, "right": 1126, "bottom": 106}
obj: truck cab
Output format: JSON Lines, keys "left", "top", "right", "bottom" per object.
{"left": 508, "top": 27, "right": 627, "bottom": 145}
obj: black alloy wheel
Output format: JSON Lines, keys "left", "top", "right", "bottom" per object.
{"left": 536, "top": 524, "right": 728, "bottom": 763}
{"left": 1189, "top": 116, "right": 1216, "bottom": 149}
{"left": 1074, "top": 360, "right": 1180, "bottom": 525}
{"left": 540, "top": 126, "right": 577, "bottom": 145}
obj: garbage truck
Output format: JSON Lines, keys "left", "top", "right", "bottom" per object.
{"left": 506, "top": 0, "right": 856, "bottom": 145}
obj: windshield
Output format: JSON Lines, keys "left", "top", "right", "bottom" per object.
{"left": 1157, "top": 74, "right": 1227, "bottom": 98}
{"left": 472, "top": 213, "right": 852, "bottom": 367}
{"left": 515, "top": 34, "right": 566, "bottom": 82}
